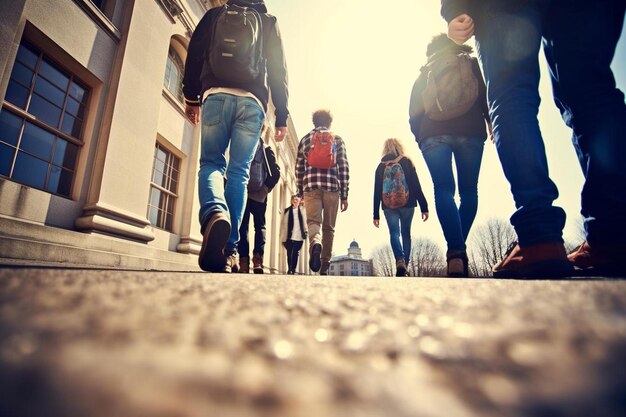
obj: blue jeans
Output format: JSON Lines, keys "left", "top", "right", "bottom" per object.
{"left": 420, "top": 136, "right": 484, "bottom": 253}
{"left": 238, "top": 198, "right": 267, "bottom": 257}
{"left": 383, "top": 207, "right": 415, "bottom": 264}
{"left": 473, "top": 0, "right": 626, "bottom": 246}
{"left": 198, "top": 94, "right": 264, "bottom": 253}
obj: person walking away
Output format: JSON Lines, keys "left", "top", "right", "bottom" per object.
{"left": 296, "top": 109, "right": 350, "bottom": 275}
{"left": 183, "top": 0, "right": 289, "bottom": 272}
{"left": 409, "top": 33, "right": 491, "bottom": 277}
{"left": 373, "top": 138, "right": 429, "bottom": 277}
{"left": 238, "top": 132, "right": 281, "bottom": 274}
{"left": 442, "top": 0, "right": 625, "bottom": 277}
{"left": 280, "top": 195, "right": 308, "bottom": 274}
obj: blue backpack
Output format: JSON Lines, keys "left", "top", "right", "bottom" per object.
{"left": 382, "top": 156, "right": 409, "bottom": 209}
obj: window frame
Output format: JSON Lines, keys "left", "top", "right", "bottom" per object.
{"left": 147, "top": 143, "right": 181, "bottom": 232}
{"left": 0, "top": 42, "right": 90, "bottom": 198}
{"left": 163, "top": 46, "right": 184, "bottom": 103}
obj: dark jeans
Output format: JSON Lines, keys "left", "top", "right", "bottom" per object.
{"left": 285, "top": 239, "right": 303, "bottom": 272}
{"left": 420, "top": 135, "right": 484, "bottom": 252}
{"left": 473, "top": 0, "right": 626, "bottom": 246}
{"left": 238, "top": 198, "right": 266, "bottom": 258}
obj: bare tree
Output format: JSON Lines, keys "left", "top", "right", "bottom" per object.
{"left": 467, "top": 217, "right": 516, "bottom": 277}
{"left": 371, "top": 244, "right": 395, "bottom": 277}
{"left": 408, "top": 238, "right": 446, "bottom": 277}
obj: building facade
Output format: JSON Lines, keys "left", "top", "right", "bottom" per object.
{"left": 328, "top": 240, "right": 373, "bottom": 277}
{"left": 0, "top": 0, "right": 305, "bottom": 273}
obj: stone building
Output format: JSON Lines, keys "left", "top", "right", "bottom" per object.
{"left": 328, "top": 240, "right": 373, "bottom": 277}
{"left": 0, "top": 0, "right": 305, "bottom": 273}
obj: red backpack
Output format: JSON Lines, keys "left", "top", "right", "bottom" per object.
{"left": 306, "top": 130, "right": 336, "bottom": 169}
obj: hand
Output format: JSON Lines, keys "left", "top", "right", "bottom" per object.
{"left": 422, "top": 212, "right": 429, "bottom": 222}
{"left": 275, "top": 127, "right": 287, "bottom": 142}
{"left": 373, "top": 219, "right": 379, "bottom": 228}
{"left": 185, "top": 105, "right": 200, "bottom": 125}
{"left": 341, "top": 199, "right": 348, "bottom": 212}
{"left": 448, "top": 14, "right": 475, "bottom": 44}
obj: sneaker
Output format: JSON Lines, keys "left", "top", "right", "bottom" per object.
{"left": 568, "top": 241, "right": 623, "bottom": 276}
{"left": 224, "top": 252, "right": 239, "bottom": 274}
{"left": 447, "top": 251, "right": 468, "bottom": 278}
{"left": 198, "top": 212, "right": 231, "bottom": 272}
{"left": 239, "top": 257, "right": 250, "bottom": 274}
{"left": 309, "top": 243, "right": 322, "bottom": 272}
{"left": 395, "top": 259, "right": 408, "bottom": 277}
{"left": 320, "top": 261, "right": 330, "bottom": 276}
{"left": 252, "top": 254, "right": 264, "bottom": 274}
{"left": 287, "top": 269, "right": 295, "bottom": 275}
{"left": 493, "top": 241, "right": 574, "bottom": 278}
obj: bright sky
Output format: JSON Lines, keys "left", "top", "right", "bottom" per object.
{"left": 266, "top": 0, "right": 626, "bottom": 259}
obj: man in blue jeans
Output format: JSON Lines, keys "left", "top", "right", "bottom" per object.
{"left": 442, "top": 0, "right": 626, "bottom": 277}
{"left": 183, "top": 0, "right": 289, "bottom": 272}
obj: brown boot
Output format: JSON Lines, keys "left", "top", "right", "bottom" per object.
{"left": 568, "top": 241, "right": 623, "bottom": 276}
{"left": 446, "top": 251, "right": 468, "bottom": 278}
{"left": 252, "top": 254, "right": 264, "bottom": 274}
{"left": 224, "top": 252, "right": 239, "bottom": 274}
{"left": 239, "top": 257, "right": 250, "bottom": 274}
{"left": 395, "top": 259, "right": 408, "bottom": 277}
{"left": 493, "top": 242, "right": 574, "bottom": 278}
{"left": 320, "top": 261, "right": 331, "bottom": 275}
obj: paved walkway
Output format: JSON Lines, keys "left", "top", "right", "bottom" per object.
{"left": 1, "top": 268, "right": 625, "bottom": 417}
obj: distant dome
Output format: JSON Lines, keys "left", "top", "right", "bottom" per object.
{"left": 349, "top": 240, "right": 359, "bottom": 249}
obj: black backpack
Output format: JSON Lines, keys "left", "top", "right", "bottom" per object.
{"left": 209, "top": 3, "right": 264, "bottom": 83}
{"left": 248, "top": 139, "right": 268, "bottom": 192}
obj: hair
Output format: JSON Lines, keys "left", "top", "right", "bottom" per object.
{"left": 312, "top": 109, "right": 333, "bottom": 128}
{"left": 426, "top": 33, "right": 473, "bottom": 57}
{"left": 381, "top": 138, "right": 407, "bottom": 158}
{"left": 291, "top": 194, "right": 300, "bottom": 200}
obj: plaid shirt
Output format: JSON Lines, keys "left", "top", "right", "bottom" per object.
{"left": 296, "top": 127, "right": 350, "bottom": 199}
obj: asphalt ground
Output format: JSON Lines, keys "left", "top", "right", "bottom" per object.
{"left": 1, "top": 268, "right": 625, "bottom": 417}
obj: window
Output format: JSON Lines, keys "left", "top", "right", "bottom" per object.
{"left": 147, "top": 144, "right": 180, "bottom": 231}
{"left": 91, "top": 0, "right": 106, "bottom": 10}
{"left": 0, "top": 42, "right": 88, "bottom": 197}
{"left": 163, "top": 47, "right": 184, "bottom": 102}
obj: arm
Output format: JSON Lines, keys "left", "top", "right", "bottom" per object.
{"left": 373, "top": 164, "right": 383, "bottom": 222}
{"left": 335, "top": 136, "right": 350, "bottom": 208}
{"left": 409, "top": 73, "right": 427, "bottom": 140}
{"left": 472, "top": 59, "right": 493, "bottom": 141}
{"left": 182, "top": 9, "right": 216, "bottom": 123}
{"left": 264, "top": 17, "right": 289, "bottom": 129}
{"left": 295, "top": 137, "right": 307, "bottom": 196}
{"left": 408, "top": 159, "right": 429, "bottom": 215}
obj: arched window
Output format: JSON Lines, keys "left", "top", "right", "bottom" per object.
{"left": 163, "top": 47, "right": 184, "bottom": 102}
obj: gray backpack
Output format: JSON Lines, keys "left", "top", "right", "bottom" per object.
{"left": 421, "top": 51, "right": 478, "bottom": 121}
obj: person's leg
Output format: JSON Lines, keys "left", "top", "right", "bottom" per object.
{"left": 473, "top": 2, "right": 566, "bottom": 247}
{"left": 292, "top": 240, "right": 303, "bottom": 272}
{"left": 320, "top": 190, "right": 340, "bottom": 267}
{"left": 198, "top": 94, "right": 233, "bottom": 226}
{"left": 383, "top": 209, "right": 403, "bottom": 261}
{"left": 453, "top": 137, "right": 485, "bottom": 242}
{"left": 420, "top": 136, "right": 465, "bottom": 252}
{"left": 238, "top": 200, "right": 252, "bottom": 260}
{"left": 197, "top": 94, "right": 235, "bottom": 272}
{"left": 399, "top": 207, "right": 415, "bottom": 266}
{"left": 473, "top": 2, "right": 572, "bottom": 277}
{"left": 223, "top": 97, "right": 264, "bottom": 257}
{"left": 250, "top": 199, "right": 267, "bottom": 257}
{"left": 304, "top": 190, "right": 323, "bottom": 247}
{"left": 304, "top": 190, "right": 323, "bottom": 272}
{"left": 285, "top": 240, "right": 294, "bottom": 272}
{"left": 544, "top": 0, "right": 626, "bottom": 254}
